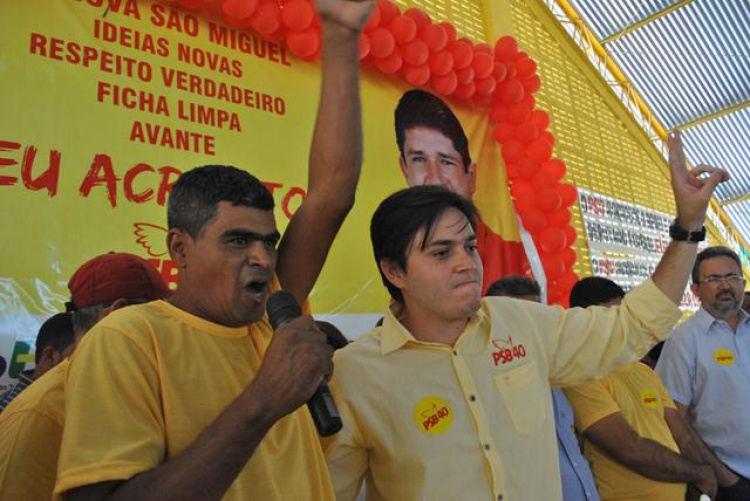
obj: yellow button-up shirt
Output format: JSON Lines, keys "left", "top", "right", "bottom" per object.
{"left": 325, "top": 279, "right": 681, "bottom": 501}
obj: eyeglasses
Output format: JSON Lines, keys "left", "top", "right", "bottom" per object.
{"left": 697, "top": 274, "right": 745, "bottom": 285}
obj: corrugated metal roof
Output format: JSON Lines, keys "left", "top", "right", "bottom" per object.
{"left": 565, "top": 0, "right": 750, "bottom": 248}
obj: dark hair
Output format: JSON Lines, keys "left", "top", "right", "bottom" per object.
{"left": 692, "top": 246, "right": 742, "bottom": 284}
{"left": 486, "top": 276, "right": 540, "bottom": 298}
{"left": 315, "top": 321, "right": 350, "bottom": 351}
{"left": 395, "top": 90, "right": 472, "bottom": 170}
{"left": 35, "top": 313, "right": 75, "bottom": 364}
{"left": 168, "top": 165, "right": 274, "bottom": 237}
{"left": 569, "top": 277, "right": 625, "bottom": 308}
{"left": 371, "top": 185, "right": 478, "bottom": 303}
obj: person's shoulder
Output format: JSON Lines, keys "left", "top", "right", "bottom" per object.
{"left": 0, "top": 361, "right": 67, "bottom": 425}
{"left": 334, "top": 327, "right": 382, "bottom": 364}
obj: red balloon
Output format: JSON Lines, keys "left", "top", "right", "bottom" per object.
{"left": 490, "top": 104, "right": 508, "bottom": 124}
{"left": 431, "top": 71, "right": 458, "bottom": 95}
{"left": 493, "top": 62, "right": 508, "bottom": 83}
{"left": 421, "top": 24, "right": 448, "bottom": 53}
{"left": 495, "top": 36, "right": 519, "bottom": 61}
{"left": 389, "top": 15, "right": 417, "bottom": 44}
{"left": 401, "top": 39, "right": 429, "bottom": 66}
{"left": 536, "top": 188, "right": 563, "bottom": 213}
{"left": 523, "top": 74, "right": 542, "bottom": 93}
{"left": 559, "top": 183, "right": 578, "bottom": 206}
{"left": 429, "top": 50, "right": 454, "bottom": 76}
{"left": 222, "top": 0, "right": 258, "bottom": 20}
{"left": 358, "top": 33, "right": 371, "bottom": 60}
{"left": 516, "top": 158, "right": 540, "bottom": 179}
{"left": 502, "top": 139, "right": 526, "bottom": 164}
{"left": 541, "top": 254, "right": 565, "bottom": 280}
{"left": 547, "top": 285, "right": 563, "bottom": 304}
{"left": 454, "top": 82, "right": 476, "bottom": 100}
{"left": 473, "top": 93, "right": 492, "bottom": 109}
{"left": 265, "top": 24, "right": 289, "bottom": 44}
{"left": 404, "top": 7, "right": 431, "bottom": 30}
{"left": 520, "top": 93, "right": 536, "bottom": 109}
{"left": 527, "top": 137, "right": 553, "bottom": 162}
{"left": 475, "top": 42, "right": 493, "bottom": 54}
{"left": 287, "top": 28, "right": 320, "bottom": 59}
{"left": 560, "top": 249, "right": 578, "bottom": 268}
{"left": 251, "top": 0, "right": 282, "bottom": 35}
{"left": 455, "top": 66, "right": 475, "bottom": 85}
{"left": 532, "top": 171, "right": 557, "bottom": 190}
{"left": 529, "top": 109, "right": 550, "bottom": 129}
{"left": 510, "top": 179, "right": 534, "bottom": 199}
{"left": 515, "top": 122, "right": 539, "bottom": 143}
{"left": 544, "top": 159, "right": 567, "bottom": 180}
{"left": 281, "top": 0, "right": 314, "bottom": 31}
{"left": 563, "top": 225, "right": 578, "bottom": 245}
{"left": 548, "top": 208, "right": 572, "bottom": 227}
{"left": 403, "top": 63, "right": 431, "bottom": 86}
{"left": 369, "top": 27, "right": 396, "bottom": 59}
{"left": 440, "top": 22, "right": 457, "bottom": 42}
{"left": 516, "top": 55, "right": 538, "bottom": 78}
{"left": 374, "top": 49, "right": 403, "bottom": 74}
{"left": 475, "top": 76, "right": 497, "bottom": 96}
{"left": 493, "top": 122, "right": 515, "bottom": 143}
{"left": 515, "top": 192, "right": 537, "bottom": 213}
{"left": 472, "top": 51, "right": 494, "bottom": 79}
{"left": 521, "top": 209, "right": 548, "bottom": 233}
{"left": 539, "top": 227, "right": 567, "bottom": 253}
{"left": 507, "top": 102, "right": 532, "bottom": 125}
{"left": 377, "top": 0, "right": 399, "bottom": 25}
{"left": 450, "top": 40, "right": 474, "bottom": 70}
{"left": 505, "top": 162, "right": 519, "bottom": 180}
{"left": 364, "top": 2, "right": 382, "bottom": 32}
{"left": 497, "top": 78, "right": 524, "bottom": 105}
{"left": 538, "top": 130, "right": 556, "bottom": 146}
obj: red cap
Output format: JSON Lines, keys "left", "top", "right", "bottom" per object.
{"left": 67, "top": 252, "right": 171, "bottom": 310}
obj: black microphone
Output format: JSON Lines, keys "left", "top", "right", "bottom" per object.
{"left": 266, "top": 291, "right": 343, "bottom": 436}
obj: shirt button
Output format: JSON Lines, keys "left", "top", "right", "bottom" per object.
{"left": 453, "top": 350, "right": 458, "bottom": 355}
{"left": 497, "top": 495, "right": 503, "bottom": 501}
{"left": 470, "top": 395, "right": 476, "bottom": 402}
{"left": 484, "top": 444, "right": 491, "bottom": 451}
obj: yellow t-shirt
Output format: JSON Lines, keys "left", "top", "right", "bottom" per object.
{"left": 564, "top": 362, "right": 685, "bottom": 500}
{"left": 0, "top": 359, "right": 68, "bottom": 500}
{"left": 55, "top": 300, "right": 333, "bottom": 500}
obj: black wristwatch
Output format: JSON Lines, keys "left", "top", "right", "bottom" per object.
{"left": 669, "top": 219, "right": 706, "bottom": 242}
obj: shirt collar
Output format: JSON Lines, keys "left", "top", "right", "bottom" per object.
{"left": 380, "top": 301, "right": 488, "bottom": 355}
{"left": 695, "top": 306, "right": 750, "bottom": 332}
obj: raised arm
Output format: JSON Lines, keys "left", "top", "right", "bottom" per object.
{"left": 651, "top": 130, "right": 729, "bottom": 304}
{"left": 277, "top": 0, "right": 374, "bottom": 304}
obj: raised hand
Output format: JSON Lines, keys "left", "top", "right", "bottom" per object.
{"left": 315, "top": 0, "right": 375, "bottom": 34}
{"left": 669, "top": 129, "right": 730, "bottom": 230}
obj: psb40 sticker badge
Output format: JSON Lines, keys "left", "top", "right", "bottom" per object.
{"left": 414, "top": 396, "right": 454, "bottom": 435}
{"left": 713, "top": 349, "right": 735, "bottom": 366}
{"left": 491, "top": 336, "right": 527, "bottom": 366}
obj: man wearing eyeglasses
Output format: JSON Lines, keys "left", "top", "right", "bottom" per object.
{"left": 657, "top": 246, "right": 750, "bottom": 500}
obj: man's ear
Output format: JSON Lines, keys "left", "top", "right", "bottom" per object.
{"left": 380, "top": 259, "right": 407, "bottom": 290}
{"left": 99, "top": 298, "right": 130, "bottom": 320}
{"left": 168, "top": 228, "right": 190, "bottom": 268}
{"left": 468, "top": 162, "right": 477, "bottom": 196}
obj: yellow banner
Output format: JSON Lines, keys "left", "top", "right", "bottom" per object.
{"left": 0, "top": 0, "right": 522, "bottom": 388}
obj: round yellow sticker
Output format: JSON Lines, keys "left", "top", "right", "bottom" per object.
{"left": 713, "top": 349, "right": 735, "bottom": 366}
{"left": 413, "top": 396, "right": 454, "bottom": 435}
{"left": 640, "top": 389, "right": 659, "bottom": 409}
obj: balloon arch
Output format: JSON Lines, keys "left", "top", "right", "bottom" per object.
{"left": 166, "top": 0, "right": 581, "bottom": 305}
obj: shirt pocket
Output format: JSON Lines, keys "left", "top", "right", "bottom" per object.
{"left": 494, "top": 362, "right": 547, "bottom": 435}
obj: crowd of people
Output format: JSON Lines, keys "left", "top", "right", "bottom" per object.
{"left": 1, "top": 0, "right": 749, "bottom": 500}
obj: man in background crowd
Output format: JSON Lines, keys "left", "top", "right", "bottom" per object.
{"left": 486, "top": 275, "right": 599, "bottom": 501}
{"left": 0, "top": 312, "right": 75, "bottom": 412}
{"left": 0, "top": 252, "right": 171, "bottom": 500}
{"left": 565, "top": 277, "right": 729, "bottom": 500}
{"left": 657, "top": 246, "right": 750, "bottom": 500}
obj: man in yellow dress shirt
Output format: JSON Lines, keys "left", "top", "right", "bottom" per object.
{"left": 324, "top": 131, "right": 728, "bottom": 500}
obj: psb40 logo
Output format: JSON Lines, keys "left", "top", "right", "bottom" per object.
{"left": 413, "top": 396, "right": 454, "bottom": 435}
{"left": 491, "top": 336, "right": 527, "bottom": 366}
